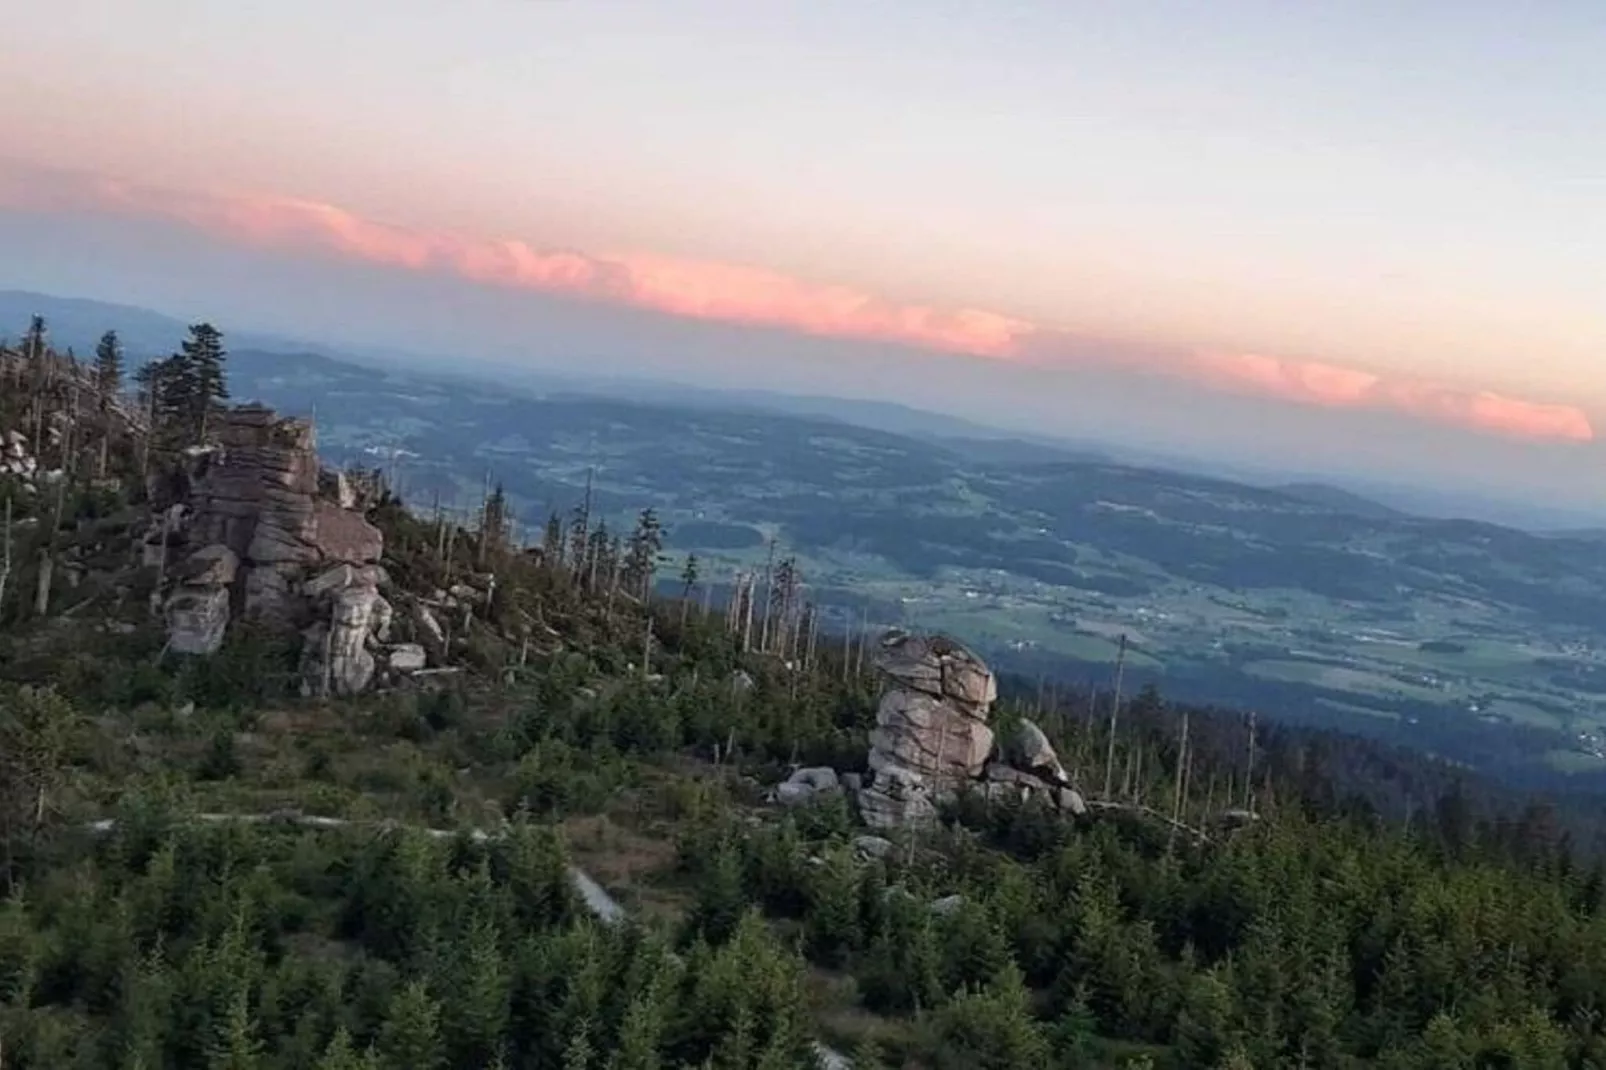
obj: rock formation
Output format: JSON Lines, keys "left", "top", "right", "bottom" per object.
{"left": 856, "top": 630, "right": 1086, "bottom": 828}
{"left": 156, "top": 404, "right": 416, "bottom": 693}
{"left": 859, "top": 630, "right": 998, "bottom": 828}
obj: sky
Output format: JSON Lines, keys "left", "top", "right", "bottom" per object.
{"left": 0, "top": 1, "right": 1602, "bottom": 514}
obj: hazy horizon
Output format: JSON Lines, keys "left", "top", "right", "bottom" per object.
{"left": 3, "top": 279, "right": 1601, "bottom": 533}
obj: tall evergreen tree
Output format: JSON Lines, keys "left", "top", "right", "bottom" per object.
{"left": 22, "top": 315, "right": 46, "bottom": 362}
{"left": 179, "top": 322, "right": 229, "bottom": 441}
{"left": 376, "top": 981, "right": 444, "bottom": 1070}
{"left": 623, "top": 507, "right": 664, "bottom": 600}
{"left": 95, "top": 329, "right": 125, "bottom": 398}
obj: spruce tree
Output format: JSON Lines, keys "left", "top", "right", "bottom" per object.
{"left": 179, "top": 322, "right": 229, "bottom": 441}
{"left": 849, "top": 1034, "right": 885, "bottom": 1070}
{"left": 680, "top": 553, "right": 700, "bottom": 601}
{"left": 376, "top": 981, "right": 444, "bottom": 1070}
{"left": 95, "top": 329, "right": 124, "bottom": 398}
{"left": 624, "top": 507, "right": 664, "bottom": 599}
{"left": 22, "top": 315, "right": 46, "bottom": 362}
{"left": 206, "top": 987, "right": 264, "bottom": 1070}
{"left": 315, "top": 1027, "right": 381, "bottom": 1070}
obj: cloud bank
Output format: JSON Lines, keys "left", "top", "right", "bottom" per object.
{"left": 0, "top": 159, "right": 1590, "bottom": 443}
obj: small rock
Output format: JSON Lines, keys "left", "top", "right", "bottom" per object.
{"left": 930, "top": 894, "right": 965, "bottom": 916}
{"left": 1004, "top": 717, "right": 1072, "bottom": 782}
{"left": 773, "top": 781, "right": 817, "bottom": 807}
{"left": 303, "top": 563, "right": 356, "bottom": 598}
{"left": 1056, "top": 787, "right": 1088, "bottom": 816}
{"left": 386, "top": 643, "right": 427, "bottom": 672}
{"left": 853, "top": 835, "right": 895, "bottom": 860}
{"left": 786, "top": 766, "right": 840, "bottom": 793}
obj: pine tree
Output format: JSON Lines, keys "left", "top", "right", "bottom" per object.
{"left": 22, "top": 315, "right": 46, "bottom": 362}
{"left": 804, "top": 849, "right": 862, "bottom": 968}
{"left": 543, "top": 510, "right": 565, "bottom": 567}
{"left": 480, "top": 482, "right": 510, "bottom": 562}
{"left": 179, "top": 322, "right": 229, "bottom": 442}
{"left": 376, "top": 980, "right": 444, "bottom": 1070}
{"left": 680, "top": 552, "right": 700, "bottom": 627}
{"left": 315, "top": 1027, "right": 381, "bottom": 1070}
{"left": 623, "top": 507, "right": 664, "bottom": 600}
{"left": 95, "top": 329, "right": 124, "bottom": 398}
{"left": 562, "top": 1019, "right": 596, "bottom": 1070}
{"left": 849, "top": 1034, "right": 885, "bottom": 1070}
{"left": 689, "top": 840, "right": 748, "bottom": 945}
{"left": 206, "top": 987, "right": 264, "bottom": 1070}
{"left": 445, "top": 913, "right": 510, "bottom": 1067}
{"left": 606, "top": 988, "right": 664, "bottom": 1070}
{"left": 680, "top": 553, "right": 700, "bottom": 602}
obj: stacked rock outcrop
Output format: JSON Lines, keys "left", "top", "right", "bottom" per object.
{"left": 859, "top": 631, "right": 998, "bottom": 827}
{"left": 157, "top": 404, "right": 413, "bottom": 694}
{"left": 856, "top": 629, "right": 1086, "bottom": 828}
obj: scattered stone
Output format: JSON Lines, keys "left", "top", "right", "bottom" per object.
{"left": 789, "top": 767, "right": 841, "bottom": 793}
{"left": 1218, "top": 808, "right": 1261, "bottom": 829}
{"left": 773, "top": 781, "right": 818, "bottom": 808}
{"left": 385, "top": 643, "right": 428, "bottom": 673}
{"left": 1057, "top": 786, "right": 1089, "bottom": 816}
{"left": 852, "top": 835, "right": 895, "bottom": 860}
{"left": 1004, "top": 717, "right": 1071, "bottom": 785}
{"left": 769, "top": 766, "right": 844, "bottom": 808}
{"left": 409, "top": 602, "right": 447, "bottom": 663}
{"left": 930, "top": 894, "right": 966, "bottom": 916}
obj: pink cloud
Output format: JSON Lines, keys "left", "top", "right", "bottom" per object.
{"left": 1190, "top": 350, "right": 1593, "bottom": 443}
{"left": 0, "top": 159, "right": 1590, "bottom": 443}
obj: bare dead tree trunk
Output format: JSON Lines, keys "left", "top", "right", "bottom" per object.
{"left": 33, "top": 548, "right": 52, "bottom": 617}
{"left": 0, "top": 496, "right": 11, "bottom": 618}
{"left": 741, "top": 573, "right": 756, "bottom": 652}
{"left": 1245, "top": 710, "right": 1258, "bottom": 810}
{"left": 642, "top": 613, "right": 653, "bottom": 678}
{"left": 805, "top": 607, "right": 819, "bottom": 673}
{"left": 1169, "top": 708, "right": 1190, "bottom": 855}
{"left": 1101, "top": 634, "right": 1129, "bottom": 799}
{"left": 757, "top": 538, "right": 776, "bottom": 653}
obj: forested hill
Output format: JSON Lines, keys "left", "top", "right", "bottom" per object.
{"left": 8, "top": 316, "right": 1606, "bottom": 1067}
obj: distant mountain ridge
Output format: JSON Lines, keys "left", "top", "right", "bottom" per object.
{"left": 1274, "top": 482, "right": 1406, "bottom": 520}
{"left": 4, "top": 287, "right": 1594, "bottom": 531}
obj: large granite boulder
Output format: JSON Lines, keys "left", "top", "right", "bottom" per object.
{"left": 851, "top": 631, "right": 1090, "bottom": 829}
{"left": 160, "top": 404, "right": 392, "bottom": 694}
{"left": 858, "top": 630, "right": 997, "bottom": 829}
{"left": 1003, "top": 717, "right": 1072, "bottom": 786}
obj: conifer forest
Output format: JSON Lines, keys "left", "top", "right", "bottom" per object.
{"left": 5, "top": 316, "right": 1606, "bottom": 1069}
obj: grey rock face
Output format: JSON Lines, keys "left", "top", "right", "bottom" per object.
{"left": 160, "top": 405, "right": 392, "bottom": 693}
{"left": 858, "top": 631, "right": 997, "bottom": 829}
{"left": 166, "top": 584, "right": 232, "bottom": 655}
{"left": 165, "top": 545, "right": 240, "bottom": 655}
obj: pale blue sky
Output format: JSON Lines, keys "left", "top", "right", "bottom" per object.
{"left": 1, "top": 0, "right": 1602, "bottom": 497}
